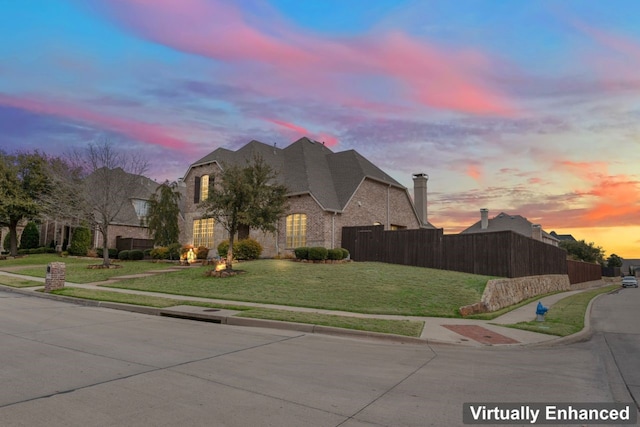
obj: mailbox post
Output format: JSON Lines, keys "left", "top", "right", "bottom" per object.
{"left": 44, "top": 262, "right": 66, "bottom": 292}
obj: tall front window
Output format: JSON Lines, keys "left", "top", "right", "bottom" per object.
{"left": 200, "top": 175, "right": 209, "bottom": 202}
{"left": 193, "top": 218, "right": 215, "bottom": 248}
{"left": 286, "top": 214, "right": 307, "bottom": 248}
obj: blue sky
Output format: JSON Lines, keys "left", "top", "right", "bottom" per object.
{"left": 1, "top": 0, "right": 640, "bottom": 257}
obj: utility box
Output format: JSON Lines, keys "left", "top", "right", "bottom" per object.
{"left": 44, "top": 262, "right": 66, "bottom": 292}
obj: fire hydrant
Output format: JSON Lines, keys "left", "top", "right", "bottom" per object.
{"left": 536, "top": 301, "right": 548, "bottom": 322}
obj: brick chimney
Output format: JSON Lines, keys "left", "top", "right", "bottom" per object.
{"left": 531, "top": 224, "right": 542, "bottom": 241}
{"left": 480, "top": 208, "right": 489, "bottom": 230}
{"left": 412, "top": 173, "right": 428, "bottom": 226}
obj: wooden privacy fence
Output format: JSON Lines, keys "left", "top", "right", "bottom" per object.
{"left": 342, "top": 225, "right": 601, "bottom": 283}
{"left": 116, "top": 237, "right": 154, "bottom": 252}
{"left": 567, "top": 259, "right": 603, "bottom": 284}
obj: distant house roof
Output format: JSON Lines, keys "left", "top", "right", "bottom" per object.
{"left": 185, "top": 137, "right": 406, "bottom": 213}
{"left": 87, "top": 167, "right": 159, "bottom": 226}
{"left": 461, "top": 211, "right": 559, "bottom": 242}
{"left": 550, "top": 231, "right": 576, "bottom": 241}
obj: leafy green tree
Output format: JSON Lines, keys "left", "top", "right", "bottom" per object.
{"left": 68, "top": 226, "right": 92, "bottom": 256}
{"left": 19, "top": 221, "right": 40, "bottom": 250}
{"left": 199, "top": 155, "right": 288, "bottom": 269}
{"left": 560, "top": 239, "right": 605, "bottom": 264}
{"left": 146, "top": 181, "right": 181, "bottom": 246}
{"left": 0, "top": 151, "right": 51, "bottom": 256}
{"left": 606, "top": 253, "right": 623, "bottom": 268}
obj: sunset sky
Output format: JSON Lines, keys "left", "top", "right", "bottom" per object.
{"left": 1, "top": 0, "right": 639, "bottom": 258}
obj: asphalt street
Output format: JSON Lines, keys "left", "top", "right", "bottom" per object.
{"left": 0, "top": 287, "right": 637, "bottom": 426}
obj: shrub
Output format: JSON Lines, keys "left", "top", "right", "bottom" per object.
{"left": 167, "top": 243, "right": 182, "bottom": 260}
{"left": 196, "top": 246, "right": 209, "bottom": 260}
{"left": 235, "top": 238, "right": 263, "bottom": 260}
{"left": 97, "top": 248, "right": 119, "bottom": 258}
{"left": 68, "top": 227, "right": 92, "bottom": 256}
{"left": 118, "top": 250, "right": 130, "bottom": 260}
{"left": 340, "top": 248, "right": 350, "bottom": 260}
{"left": 143, "top": 248, "right": 152, "bottom": 257}
{"left": 327, "top": 248, "right": 343, "bottom": 260}
{"left": 129, "top": 249, "right": 144, "bottom": 260}
{"left": 308, "top": 246, "right": 328, "bottom": 261}
{"left": 20, "top": 222, "right": 40, "bottom": 250}
{"left": 217, "top": 240, "right": 229, "bottom": 258}
{"left": 294, "top": 247, "right": 309, "bottom": 260}
{"left": 150, "top": 247, "right": 169, "bottom": 260}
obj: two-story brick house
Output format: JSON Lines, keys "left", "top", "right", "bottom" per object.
{"left": 182, "top": 137, "right": 432, "bottom": 257}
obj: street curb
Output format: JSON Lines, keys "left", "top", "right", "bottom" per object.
{"left": 0, "top": 285, "right": 428, "bottom": 345}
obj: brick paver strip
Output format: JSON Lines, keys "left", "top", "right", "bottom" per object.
{"left": 442, "top": 324, "right": 520, "bottom": 345}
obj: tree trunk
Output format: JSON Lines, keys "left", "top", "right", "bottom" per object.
{"left": 226, "top": 234, "right": 234, "bottom": 270}
{"left": 101, "top": 225, "right": 110, "bottom": 267}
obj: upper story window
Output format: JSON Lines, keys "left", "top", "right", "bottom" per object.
{"left": 286, "top": 213, "right": 307, "bottom": 248}
{"left": 194, "top": 174, "right": 212, "bottom": 204}
{"left": 131, "top": 199, "right": 149, "bottom": 219}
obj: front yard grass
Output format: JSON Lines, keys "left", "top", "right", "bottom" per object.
{"left": 0, "top": 254, "right": 178, "bottom": 283}
{"left": 104, "top": 259, "right": 493, "bottom": 317}
{"left": 502, "top": 285, "right": 618, "bottom": 336}
{"left": 47, "top": 288, "right": 425, "bottom": 337}
{"left": 0, "top": 275, "right": 42, "bottom": 288}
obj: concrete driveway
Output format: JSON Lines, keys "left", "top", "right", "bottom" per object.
{"left": 0, "top": 289, "right": 633, "bottom": 426}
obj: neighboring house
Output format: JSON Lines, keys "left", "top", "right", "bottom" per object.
{"left": 461, "top": 209, "right": 560, "bottom": 247}
{"left": 549, "top": 231, "right": 577, "bottom": 242}
{"left": 39, "top": 169, "right": 161, "bottom": 252}
{"left": 621, "top": 259, "right": 640, "bottom": 277}
{"left": 90, "top": 169, "right": 160, "bottom": 250}
{"left": 182, "top": 137, "right": 433, "bottom": 257}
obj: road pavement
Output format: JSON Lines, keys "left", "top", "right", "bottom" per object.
{"left": 0, "top": 287, "right": 637, "bottom": 426}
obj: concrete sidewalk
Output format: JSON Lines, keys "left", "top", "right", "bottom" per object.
{"left": 0, "top": 270, "right": 613, "bottom": 347}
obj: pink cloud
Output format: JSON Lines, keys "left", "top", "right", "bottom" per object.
{"left": 464, "top": 163, "right": 482, "bottom": 181}
{"left": 553, "top": 159, "right": 640, "bottom": 226}
{"left": 97, "top": 0, "right": 516, "bottom": 116}
{"left": 0, "top": 93, "right": 189, "bottom": 151}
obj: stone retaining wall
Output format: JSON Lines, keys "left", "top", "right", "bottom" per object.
{"left": 460, "top": 274, "right": 570, "bottom": 316}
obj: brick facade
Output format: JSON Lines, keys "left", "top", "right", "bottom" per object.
{"left": 183, "top": 173, "right": 421, "bottom": 257}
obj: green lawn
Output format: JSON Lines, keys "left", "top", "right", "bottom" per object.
{"left": 0, "top": 254, "right": 179, "bottom": 283}
{"left": 104, "top": 259, "right": 492, "bottom": 317}
{"left": 47, "top": 288, "right": 425, "bottom": 337}
{"left": 0, "top": 275, "right": 42, "bottom": 288}
{"left": 503, "top": 285, "right": 618, "bottom": 336}
{"left": 0, "top": 256, "right": 492, "bottom": 317}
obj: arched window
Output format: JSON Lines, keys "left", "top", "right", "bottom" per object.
{"left": 286, "top": 214, "right": 307, "bottom": 248}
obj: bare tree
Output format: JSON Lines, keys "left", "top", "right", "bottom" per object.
{"left": 72, "top": 140, "right": 149, "bottom": 267}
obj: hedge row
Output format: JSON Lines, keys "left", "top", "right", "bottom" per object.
{"left": 16, "top": 247, "right": 56, "bottom": 255}
{"left": 117, "top": 250, "right": 145, "bottom": 260}
{"left": 293, "top": 247, "right": 349, "bottom": 261}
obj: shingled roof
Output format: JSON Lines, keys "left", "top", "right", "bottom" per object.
{"left": 461, "top": 211, "right": 558, "bottom": 242}
{"left": 186, "top": 137, "right": 405, "bottom": 212}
